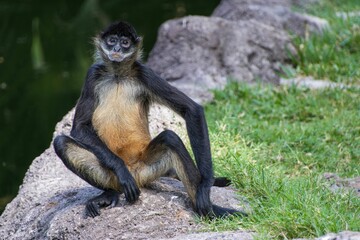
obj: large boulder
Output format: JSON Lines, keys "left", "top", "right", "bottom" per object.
{"left": 0, "top": 108, "right": 251, "bottom": 240}
{"left": 212, "top": 0, "right": 328, "bottom": 37}
{"left": 147, "top": 16, "right": 293, "bottom": 103}
{"left": 147, "top": 0, "right": 330, "bottom": 103}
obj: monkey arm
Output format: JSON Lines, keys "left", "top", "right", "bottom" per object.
{"left": 70, "top": 121, "right": 140, "bottom": 203}
{"left": 71, "top": 64, "right": 122, "bottom": 169}
{"left": 70, "top": 121, "right": 128, "bottom": 177}
{"left": 136, "top": 62, "right": 215, "bottom": 188}
{"left": 70, "top": 64, "right": 140, "bottom": 202}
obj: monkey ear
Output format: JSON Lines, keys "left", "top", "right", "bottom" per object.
{"left": 135, "top": 36, "right": 143, "bottom": 44}
{"left": 135, "top": 37, "right": 143, "bottom": 47}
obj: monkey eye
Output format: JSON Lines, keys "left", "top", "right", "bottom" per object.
{"left": 120, "top": 38, "right": 131, "bottom": 48}
{"left": 106, "top": 35, "right": 118, "bottom": 46}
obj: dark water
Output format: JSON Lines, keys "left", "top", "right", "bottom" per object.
{"left": 0, "top": 0, "right": 219, "bottom": 212}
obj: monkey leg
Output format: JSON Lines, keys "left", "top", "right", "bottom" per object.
{"left": 134, "top": 130, "right": 200, "bottom": 200}
{"left": 135, "top": 130, "right": 242, "bottom": 218}
{"left": 53, "top": 135, "right": 121, "bottom": 217}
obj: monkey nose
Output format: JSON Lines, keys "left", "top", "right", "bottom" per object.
{"left": 114, "top": 46, "right": 121, "bottom": 52}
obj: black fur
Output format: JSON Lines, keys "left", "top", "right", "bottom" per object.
{"left": 100, "top": 21, "right": 140, "bottom": 43}
{"left": 55, "top": 63, "right": 140, "bottom": 204}
{"left": 86, "top": 190, "right": 120, "bottom": 218}
{"left": 213, "top": 177, "right": 232, "bottom": 187}
{"left": 53, "top": 21, "right": 244, "bottom": 219}
{"left": 135, "top": 62, "right": 214, "bottom": 186}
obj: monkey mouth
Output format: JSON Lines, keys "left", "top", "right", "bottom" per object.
{"left": 109, "top": 53, "right": 123, "bottom": 62}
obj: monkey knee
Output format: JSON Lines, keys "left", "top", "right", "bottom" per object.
{"left": 53, "top": 135, "right": 85, "bottom": 169}
{"left": 54, "top": 135, "right": 66, "bottom": 149}
{"left": 54, "top": 136, "right": 119, "bottom": 191}
{"left": 159, "top": 130, "right": 183, "bottom": 149}
{"left": 53, "top": 135, "right": 72, "bottom": 159}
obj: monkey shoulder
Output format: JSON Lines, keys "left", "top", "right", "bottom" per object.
{"left": 86, "top": 64, "right": 107, "bottom": 82}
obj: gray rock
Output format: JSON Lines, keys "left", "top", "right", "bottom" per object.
{"left": 168, "top": 231, "right": 254, "bottom": 240}
{"left": 0, "top": 108, "right": 251, "bottom": 240}
{"left": 323, "top": 173, "right": 360, "bottom": 197}
{"left": 147, "top": 0, "right": 329, "bottom": 104}
{"left": 147, "top": 16, "right": 293, "bottom": 103}
{"left": 212, "top": 0, "right": 329, "bottom": 37}
{"left": 336, "top": 11, "right": 360, "bottom": 19}
{"left": 291, "top": 0, "right": 321, "bottom": 8}
{"left": 280, "top": 77, "right": 347, "bottom": 89}
{"left": 315, "top": 231, "right": 360, "bottom": 240}
{"left": 295, "top": 231, "right": 360, "bottom": 240}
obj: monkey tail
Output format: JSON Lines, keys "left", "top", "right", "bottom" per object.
{"left": 211, "top": 204, "right": 248, "bottom": 218}
{"left": 213, "top": 177, "right": 231, "bottom": 187}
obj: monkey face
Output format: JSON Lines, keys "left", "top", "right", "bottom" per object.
{"left": 97, "top": 21, "right": 141, "bottom": 63}
{"left": 101, "top": 35, "right": 137, "bottom": 62}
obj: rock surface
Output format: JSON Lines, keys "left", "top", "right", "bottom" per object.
{"left": 280, "top": 77, "right": 347, "bottom": 89}
{"left": 315, "top": 231, "right": 360, "bottom": 240}
{"left": 147, "top": 0, "right": 329, "bottom": 103}
{"left": 0, "top": 108, "right": 251, "bottom": 240}
{"left": 323, "top": 173, "right": 360, "bottom": 197}
{"left": 147, "top": 16, "right": 293, "bottom": 103}
{"left": 212, "top": 0, "right": 329, "bottom": 37}
{"left": 1, "top": 0, "right": 354, "bottom": 239}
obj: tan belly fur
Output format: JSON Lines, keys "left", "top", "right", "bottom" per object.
{"left": 92, "top": 81, "right": 151, "bottom": 167}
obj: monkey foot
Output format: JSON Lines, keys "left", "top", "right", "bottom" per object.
{"left": 85, "top": 190, "right": 119, "bottom": 218}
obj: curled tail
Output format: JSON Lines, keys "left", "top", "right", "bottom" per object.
{"left": 211, "top": 204, "right": 248, "bottom": 218}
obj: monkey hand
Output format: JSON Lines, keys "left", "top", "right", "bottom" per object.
{"left": 194, "top": 182, "right": 213, "bottom": 217}
{"left": 116, "top": 168, "right": 140, "bottom": 203}
{"left": 195, "top": 180, "right": 247, "bottom": 218}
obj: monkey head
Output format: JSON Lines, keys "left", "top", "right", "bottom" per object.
{"left": 95, "top": 21, "right": 142, "bottom": 63}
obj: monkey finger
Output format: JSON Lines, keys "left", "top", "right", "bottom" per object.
{"left": 131, "top": 186, "right": 140, "bottom": 202}
{"left": 130, "top": 185, "right": 140, "bottom": 202}
{"left": 123, "top": 190, "right": 132, "bottom": 203}
{"left": 195, "top": 189, "right": 212, "bottom": 216}
{"left": 194, "top": 200, "right": 216, "bottom": 217}
{"left": 134, "top": 185, "right": 140, "bottom": 198}
{"left": 123, "top": 183, "right": 139, "bottom": 203}
{"left": 197, "top": 206, "right": 212, "bottom": 217}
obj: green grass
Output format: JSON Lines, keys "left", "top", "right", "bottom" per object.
{"left": 203, "top": 83, "right": 360, "bottom": 239}
{"left": 201, "top": 1, "right": 360, "bottom": 238}
{"left": 288, "top": 0, "right": 360, "bottom": 84}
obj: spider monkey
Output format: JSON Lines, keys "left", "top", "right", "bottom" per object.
{"left": 53, "top": 21, "right": 243, "bottom": 218}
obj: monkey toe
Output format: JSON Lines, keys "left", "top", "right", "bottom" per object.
{"left": 86, "top": 202, "right": 101, "bottom": 218}
{"left": 85, "top": 190, "right": 120, "bottom": 218}
{"left": 194, "top": 184, "right": 214, "bottom": 216}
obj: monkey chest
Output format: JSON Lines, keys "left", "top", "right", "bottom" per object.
{"left": 92, "top": 82, "right": 150, "bottom": 165}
